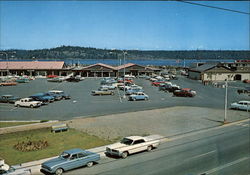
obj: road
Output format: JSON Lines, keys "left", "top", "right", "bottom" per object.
{"left": 64, "top": 120, "right": 250, "bottom": 175}
{"left": 0, "top": 77, "right": 249, "bottom": 120}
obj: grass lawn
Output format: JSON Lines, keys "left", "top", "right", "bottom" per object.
{"left": 0, "top": 128, "right": 112, "bottom": 165}
{"left": 0, "top": 122, "right": 38, "bottom": 128}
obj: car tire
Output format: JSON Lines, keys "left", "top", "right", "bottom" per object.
{"left": 87, "top": 161, "right": 93, "bottom": 168}
{"left": 145, "top": 97, "right": 149, "bottom": 101}
{"left": 55, "top": 168, "right": 63, "bottom": 175}
{"left": 15, "top": 104, "right": 20, "bottom": 107}
{"left": 133, "top": 98, "right": 136, "bottom": 101}
{"left": 147, "top": 145, "right": 153, "bottom": 152}
{"left": 121, "top": 151, "right": 128, "bottom": 159}
{"left": 30, "top": 105, "right": 34, "bottom": 108}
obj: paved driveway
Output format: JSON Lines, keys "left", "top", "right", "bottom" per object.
{"left": 0, "top": 76, "right": 248, "bottom": 120}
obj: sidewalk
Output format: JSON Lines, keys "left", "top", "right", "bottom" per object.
{"left": 14, "top": 135, "right": 165, "bottom": 175}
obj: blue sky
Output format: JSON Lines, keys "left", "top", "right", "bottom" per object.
{"left": 0, "top": 1, "right": 249, "bottom": 50}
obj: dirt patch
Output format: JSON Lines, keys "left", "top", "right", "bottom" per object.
{"left": 69, "top": 106, "right": 249, "bottom": 140}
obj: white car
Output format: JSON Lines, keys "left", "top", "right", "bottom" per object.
{"left": 14, "top": 98, "right": 42, "bottom": 108}
{"left": 106, "top": 136, "right": 160, "bottom": 158}
{"left": 230, "top": 101, "right": 250, "bottom": 111}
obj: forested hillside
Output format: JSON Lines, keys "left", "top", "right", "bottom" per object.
{"left": 1, "top": 46, "right": 249, "bottom": 60}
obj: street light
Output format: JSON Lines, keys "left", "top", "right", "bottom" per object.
{"left": 224, "top": 80, "right": 228, "bottom": 124}
{"left": 122, "top": 51, "right": 127, "bottom": 99}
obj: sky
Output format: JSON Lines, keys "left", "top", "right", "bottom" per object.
{"left": 0, "top": 1, "right": 249, "bottom": 50}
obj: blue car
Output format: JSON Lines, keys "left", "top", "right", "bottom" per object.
{"left": 45, "top": 92, "right": 63, "bottom": 101}
{"left": 29, "top": 93, "right": 55, "bottom": 104}
{"left": 125, "top": 88, "right": 144, "bottom": 95}
{"left": 40, "top": 148, "right": 100, "bottom": 175}
{"left": 128, "top": 92, "right": 149, "bottom": 101}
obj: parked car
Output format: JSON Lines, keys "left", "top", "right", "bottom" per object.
{"left": 243, "top": 79, "right": 250, "bottom": 84}
{"left": 126, "top": 88, "right": 144, "bottom": 95}
{"left": 45, "top": 92, "right": 63, "bottom": 101}
{"left": 0, "top": 95, "right": 20, "bottom": 104}
{"left": 128, "top": 92, "right": 149, "bottom": 101}
{"left": 0, "top": 166, "right": 31, "bottom": 175}
{"left": 48, "top": 90, "right": 71, "bottom": 100}
{"left": 237, "top": 87, "right": 250, "bottom": 95}
{"left": 173, "top": 88, "right": 196, "bottom": 97}
{"left": 47, "top": 77, "right": 64, "bottom": 83}
{"left": 100, "top": 84, "right": 116, "bottom": 90}
{"left": 40, "top": 148, "right": 100, "bottom": 175}
{"left": 66, "top": 76, "right": 80, "bottom": 82}
{"left": 29, "top": 93, "right": 54, "bottom": 104}
{"left": 164, "top": 84, "right": 181, "bottom": 92}
{"left": 91, "top": 89, "right": 114, "bottom": 96}
{"left": 106, "top": 136, "right": 160, "bottom": 159}
{"left": 0, "top": 82, "right": 17, "bottom": 86}
{"left": 230, "top": 101, "right": 250, "bottom": 111}
{"left": 47, "top": 75, "right": 58, "bottom": 78}
{"left": 15, "top": 98, "right": 42, "bottom": 108}
{"left": 152, "top": 80, "right": 166, "bottom": 87}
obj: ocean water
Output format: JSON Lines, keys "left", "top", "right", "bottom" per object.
{"left": 2, "top": 59, "right": 235, "bottom": 66}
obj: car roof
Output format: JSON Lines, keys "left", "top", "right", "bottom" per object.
{"left": 182, "top": 88, "right": 191, "bottom": 91}
{"left": 238, "top": 101, "right": 250, "bottom": 103}
{"left": 64, "top": 148, "right": 84, "bottom": 154}
{"left": 125, "top": 136, "right": 144, "bottom": 140}
{"left": 20, "top": 98, "right": 32, "bottom": 100}
{"left": 2, "top": 95, "right": 13, "bottom": 97}
{"left": 49, "top": 90, "right": 63, "bottom": 93}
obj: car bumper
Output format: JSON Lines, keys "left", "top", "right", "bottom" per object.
{"left": 40, "top": 167, "right": 54, "bottom": 174}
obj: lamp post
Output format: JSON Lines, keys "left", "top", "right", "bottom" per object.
{"left": 122, "top": 51, "right": 127, "bottom": 99}
{"left": 224, "top": 80, "right": 228, "bottom": 124}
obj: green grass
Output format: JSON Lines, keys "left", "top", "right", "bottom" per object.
{"left": 0, "top": 128, "right": 112, "bottom": 165}
{"left": 0, "top": 122, "right": 38, "bottom": 128}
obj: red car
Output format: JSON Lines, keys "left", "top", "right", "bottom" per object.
{"left": 151, "top": 81, "right": 166, "bottom": 87}
{"left": 173, "top": 88, "right": 196, "bottom": 97}
{"left": 47, "top": 75, "right": 58, "bottom": 78}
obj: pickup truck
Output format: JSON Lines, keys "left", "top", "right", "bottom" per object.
{"left": 106, "top": 135, "right": 160, "bottom": 158}
{"left": 91, "top": 89, "right": 114, "bottom": 96}
{"left": 40, "top": 148, "right": 100, "bottom": 175}
{"left": 14, "top": 98, "right": 42, "bottom": 108}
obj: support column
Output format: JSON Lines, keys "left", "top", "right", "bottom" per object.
{"left": 101, "top": 72, "right": 103, "bottom": 77}
{"left": 109, "top": 72, "right": 111, "bottom": 77}
{"left": 87, "top": 72, "right": 89, "bottom": 77}
{"left": 59, "top": 72, "right": 61, "bottom": 76}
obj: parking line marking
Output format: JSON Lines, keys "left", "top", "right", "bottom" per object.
{"left": 188, "top": 150, "right": 216, "bottom": 161}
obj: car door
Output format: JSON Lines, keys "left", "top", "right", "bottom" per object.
{"left": 130, "top": 139, "right": 146, "bottom": 153}
{"left": 66, "top": 154, "right": 79, "bottom": 170}
{"left": 77, "top": 152, "right": 88, "bottom": 167}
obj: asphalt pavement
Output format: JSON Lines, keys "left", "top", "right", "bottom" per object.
{"left": 0, "top": 76, "right": 249, "bottom": 120}
{"left": 63, "top": 120, "right": 250, "bottom": 175}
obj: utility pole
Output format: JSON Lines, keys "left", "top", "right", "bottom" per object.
{"left": 123, "top": 51, "right": 127, "bottom": 99}
{"left": 224, "top": 80, "right": 228, "bottom": 124}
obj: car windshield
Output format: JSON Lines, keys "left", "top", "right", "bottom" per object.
{"left": 120, "top": 138, "right": 133, "bottom": 145}
{"left": 60, "top": 152, "right": 71, "bottom": 159}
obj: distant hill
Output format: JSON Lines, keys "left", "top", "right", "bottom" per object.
{"left": 1, "top": 46, "right": 249, "bottom": 60}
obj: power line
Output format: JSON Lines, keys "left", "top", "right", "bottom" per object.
{"left": 177, "top": 0, "right": 250, "bottom": 15}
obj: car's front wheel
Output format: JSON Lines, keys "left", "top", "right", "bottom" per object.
{"left": 121, "top": 151, "right": 128, "bottom": 159}
{"left": 87, "top": 161, "right": 93, "bottom": 167}
{"left": 55, "top": 168, "right": 63, "bottom": 175}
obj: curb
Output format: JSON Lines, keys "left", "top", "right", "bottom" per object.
{"left": 14, "top": 135, "right": 165, "bottom": 174}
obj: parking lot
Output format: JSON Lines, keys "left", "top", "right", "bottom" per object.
{"left": 0, "top": 76, "right": 249, "bottom": 121}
